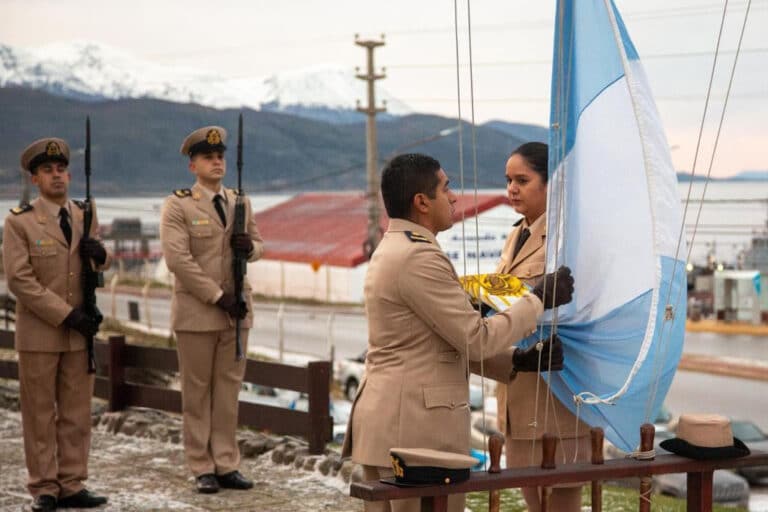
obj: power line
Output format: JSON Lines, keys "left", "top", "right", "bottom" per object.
{"left": 386, "top": 48, "right": 768, "bottom": 70}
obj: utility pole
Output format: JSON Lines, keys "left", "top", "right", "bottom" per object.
{"left": 355, "top": 34, "right": 386, "bottom": 260}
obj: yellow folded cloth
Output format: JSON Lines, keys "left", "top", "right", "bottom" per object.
{"left": 459, "top": 273, "right": 530, "bottom": 312}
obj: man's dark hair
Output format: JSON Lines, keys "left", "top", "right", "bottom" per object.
{"left": 511, "top": 142, "right": 548, "bottom": 184}
{"left": 381, "top": 153, "right": 442, "bottom": 219}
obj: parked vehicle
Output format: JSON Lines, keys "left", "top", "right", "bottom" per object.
{"left": 731, "top": 420, "right": 768, "bottom": 484}
{"left": 334, "top": 350, "right": 366, "bottom": 401}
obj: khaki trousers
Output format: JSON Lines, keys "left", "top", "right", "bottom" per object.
{"left": 176, "top": 328, "right": 248, "bottom": 476}
{"left": 361, "top": 465, "right": 465, "bottom": 512}
{"left": 506, "top": 435, "right": 590, "bottom": 512}
{"left": 18, "top": 350, "right": 94, "bottom": 499}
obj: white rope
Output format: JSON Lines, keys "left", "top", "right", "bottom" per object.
{"left": 531, "top": 0, "right": 573, "bottom": 465}
{"left": 644, "top": 0, "right": 732, "bottom": 425}
{"left": 464, "top": 0, "right": 490, "bottom": 471}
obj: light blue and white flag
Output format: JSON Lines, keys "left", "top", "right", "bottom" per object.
{"left": 520, "top": 0, "right": 688, "bottom": 452}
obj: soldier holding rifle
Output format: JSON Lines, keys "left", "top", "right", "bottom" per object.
{"left": 3, "top": 131, "right": 111, "bottom": 511}
{"left": 160, "top": 123, "right": 264, "bottom": 494}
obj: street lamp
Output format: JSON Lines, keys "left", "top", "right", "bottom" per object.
{"left": 363, "top": 124, "right": 462, "bottom": 260}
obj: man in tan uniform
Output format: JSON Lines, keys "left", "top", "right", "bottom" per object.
{"left": 160, "top": 125, "right": 264, "bottom": 494}
{"left": 3, "top": 138, "right": 111, "bottom": 511}
{"left": 341, "top": 153, "right": 574, "bottom": 512}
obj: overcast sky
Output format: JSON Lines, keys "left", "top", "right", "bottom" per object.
{"left": 1, "top": 0, "right": 766, "bottom": 177}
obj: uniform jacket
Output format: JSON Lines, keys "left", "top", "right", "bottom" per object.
{"left": 160, "top": 183, "right": 264, "bottom": 332}
{"left": 483, "top": 215, "right": 589, "bottom": 439}
{"left": 2, "top": 197, "right": 111, "bottom": 352}
{"left": 342, "top": 218, "right": 543, "bottom": 467}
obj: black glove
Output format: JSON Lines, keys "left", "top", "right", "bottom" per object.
{"left": 79, "top": 239, "right": 107, "bottom": 265}
{"left": 532, "top": 266, "right": 574, "bottom": 310}
{"left": 230, "top": 233, "right": 253, "bottom": 255}
{"left": 63, "top": 308, "right": 99, "bottom": 338}
{"left": 512, "top": 334, "right": 564, "bottom": 372}
{"left": 216, "top": 293, "right": 248, "bottom": 319}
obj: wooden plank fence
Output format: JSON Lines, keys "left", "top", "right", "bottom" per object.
{"left": 0, "top": 328, "right": 333, "bottom": 454}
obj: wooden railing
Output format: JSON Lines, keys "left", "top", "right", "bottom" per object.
{"left": 350, "top": 430, "right": 768, "bottom": 512}
{"left": 0, "top": 329, "right": 333, "bottom": 454}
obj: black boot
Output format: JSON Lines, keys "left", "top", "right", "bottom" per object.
{"left": 57, "top": 489, "right": 107, "bottom": 508}
{"left": 196, "top": 473, "right": 220, "bottom": 494}
{"left": 217, "top": 470, "right": 253, "bottom": 490}
{"left": 31, "top": 495, "right": 57, "bottom": 512}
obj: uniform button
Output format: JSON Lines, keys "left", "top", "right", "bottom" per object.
{"left": 450, "top": 401, "right": 455, "bottom": 408}
{"left": 454, "top": 353, "right": 460, "bottom": 360}
{"left": 68, "top": 292, "right": 73, "bottom": 297}
{"left": 69, "top": 272, "right": 74, "bottom": 277}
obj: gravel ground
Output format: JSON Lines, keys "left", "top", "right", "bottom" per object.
{"left": 0, "top": 407, "right": 362, "bottom": 512}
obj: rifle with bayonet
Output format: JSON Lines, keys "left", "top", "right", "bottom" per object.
{"left": 81, "top": 116, "right": 104, "bottom": 373}
{"left": 232, "top": 113, "right": 247, "bottom": 361}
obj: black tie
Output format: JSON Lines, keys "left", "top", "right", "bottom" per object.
{"left": 512, "top": 227, "right": 530, "bottom": 259}
{"left": 59, "top": 207, "right": 72, "bottom": 246}
{"left": 213, "top": 195, "right": 227, "bottom": 227}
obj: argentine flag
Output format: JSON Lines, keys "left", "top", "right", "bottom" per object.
{"left": 527, "top": 0, "right": 688, "bottom": 452}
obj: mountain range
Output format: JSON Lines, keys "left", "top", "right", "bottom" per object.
{"left": 0, "top": 87, "right": 542, "bottom": 197}
{"left": 0, "top": 40, "right": 411, "bottom": 124}
{"left": 0, "top": 40, "right": 761, "bottom": 198}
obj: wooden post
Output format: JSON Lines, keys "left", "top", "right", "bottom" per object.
{"left": 639, "top": 423, "right": 655, "bottom": 512}
{"left": 488, "top": 433, "right": 504, "bottom": 512}
{"left": 108, "top": 335, "right": 127, "bottom": 412}
{"left": 540, "top": 433, "right": 557, "bottom": 512}
{"left": 590, "top": 427, "right": 604, "bottom": 512}
{"left": 687, "top": 471, "right": 714, "bottom": 512}
{"left": 307, "top": 361, "right": 331, "bottom": 454}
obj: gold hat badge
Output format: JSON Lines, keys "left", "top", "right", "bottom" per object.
{"left": 206, "top": 129, "right": 222, "bottom": 145}
{"left": 46, "top": 141, "right": 61, "bottom": 156}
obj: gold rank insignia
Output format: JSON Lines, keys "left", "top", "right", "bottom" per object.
{"left": 404, "top": 231, "right": 431, "bottom": 244}
{"left": 10, "top": 204, "right": 33, "bottom": 215}
{"left": 173, "top": 189, "right": 192, "bottom": 198}
{"left": 206, "top": 129, "right": 222, "bottom": 145}
{"left": 46, "top": 141, "right": 62, "bottom": 156}
{"left": 390, "top": 455, "right": 405, "bottom": 478}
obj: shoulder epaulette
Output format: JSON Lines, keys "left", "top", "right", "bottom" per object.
{"left": 9, "top": 203, "right": 33, "bottom": 215}
{"left": 513, "top": 218, "right": 524, "bottom": 227}
{"left": 404, "top": 231, "right": 431, "bottom": 244}
{"left": 174, "top": 188, "right": 192, "bottom": 198}
{"left": 72, "top": 199, "right": 85, "bottom": 209}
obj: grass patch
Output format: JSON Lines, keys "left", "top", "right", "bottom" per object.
{"left": 465, "top": 484, "right": 747, "bottom": 511}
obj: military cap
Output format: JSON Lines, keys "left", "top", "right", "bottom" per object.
{"left": 388, "top": 448, "right": 478, "bottom": 487}
{"left": 659, "top": 414, "right": 750, "bottom": 460}
{"left": 180, "top": 126, "right": 227, "bottom": 157}
{"left": 20, "top": 138, "right": 70, "bottom": 173}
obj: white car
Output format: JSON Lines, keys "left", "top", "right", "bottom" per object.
{"left": 334, "top": 350, "right": 366, "bottom": 401}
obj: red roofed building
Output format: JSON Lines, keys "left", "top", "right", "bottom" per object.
{"left": 246, "top": 192, "right": 519, "bottom": 303}
{"left": 253, "top": 192, "right": 508, "bottom": 267}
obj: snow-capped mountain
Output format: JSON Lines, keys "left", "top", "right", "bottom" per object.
{"left": 0, "top": 41, "right": 411, "bottom": 122}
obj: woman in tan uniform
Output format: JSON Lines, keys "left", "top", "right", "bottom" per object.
{"left": 496, "top": 142, "right": 590, "bottom": 511}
